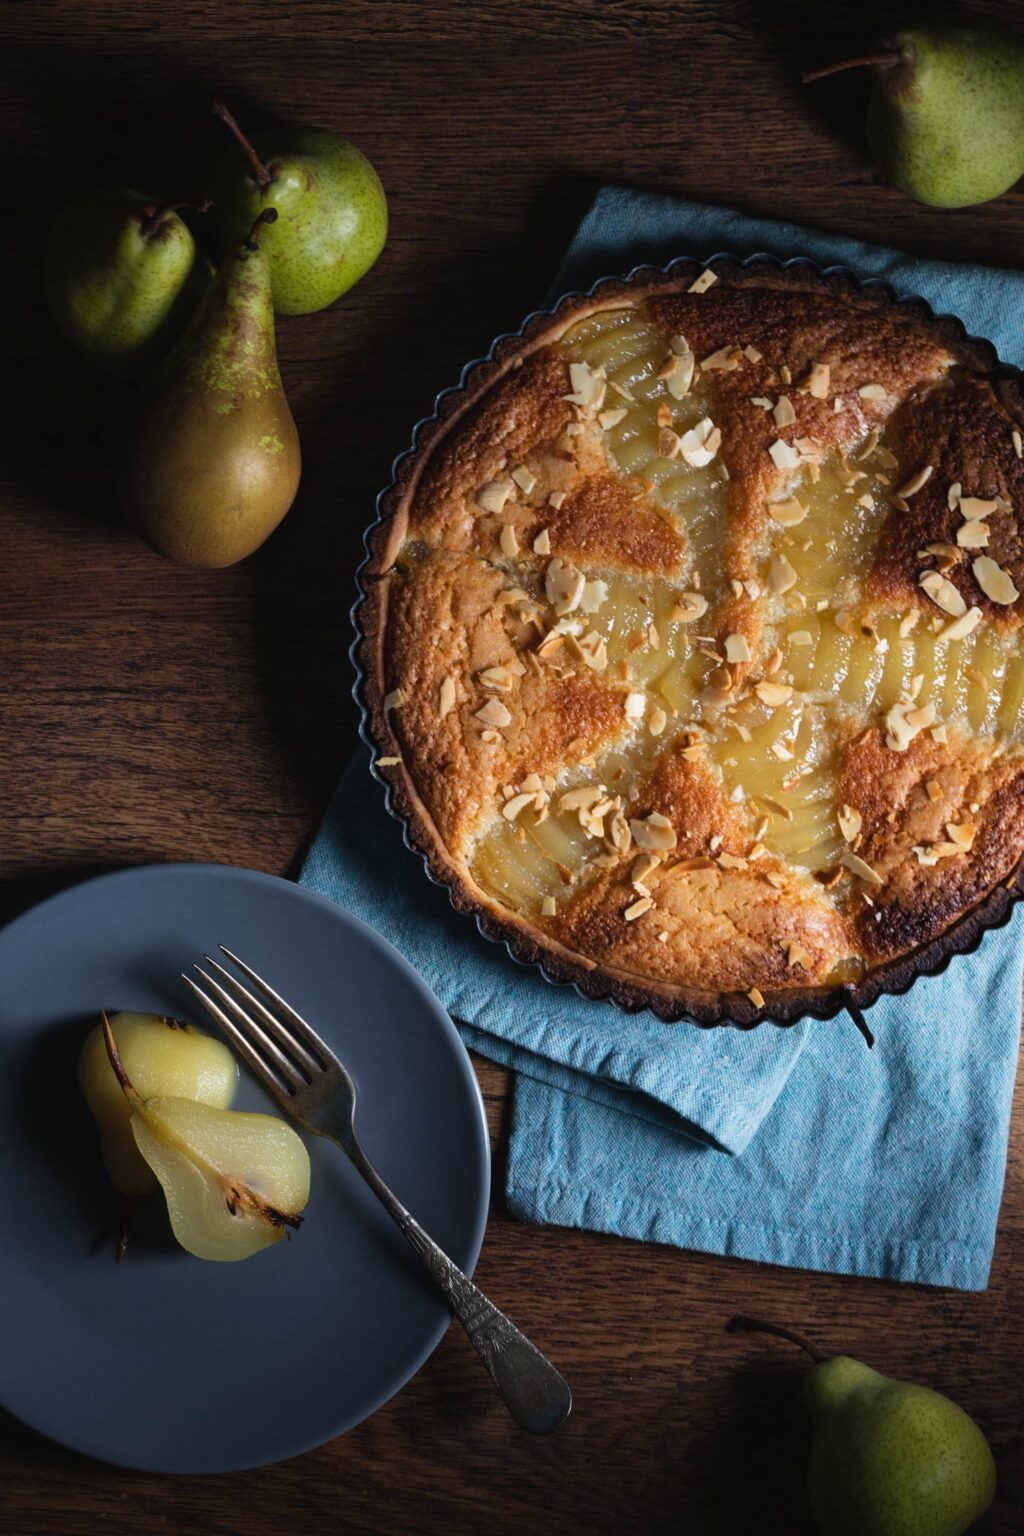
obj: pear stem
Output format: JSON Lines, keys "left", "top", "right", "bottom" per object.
{"left": 727, "top": 1316, "right": 826, "bottom": 1363}
{"left": 802, "top": 51, "right": 902, "bottom": 83}
{"left": 244, "top": 207, "right": 278, "bottom": 251}
{"left": 212, "top": 100, "right": 274, "bottom": 187}
{"left": 100, "top": 1010, "right": 134, "bottom": 1096}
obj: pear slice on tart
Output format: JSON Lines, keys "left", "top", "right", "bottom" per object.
{"left": 100, "top": 1012, "right": 310, "bottom": 1263}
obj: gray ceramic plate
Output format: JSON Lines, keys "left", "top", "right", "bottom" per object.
{"left": 0, "top": 863, "right": 489, "bottom": 1473}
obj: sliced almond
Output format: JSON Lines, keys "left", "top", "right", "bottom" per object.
{"left": 502, "top": 792, "right": 535, "bottom": 822}
{"left": 510, "top": 465, "right": 537, "bottom": 495}
{"left": 478, "top": 665, "right": 513, "bottom": 691}
{"left": 376, "top": 756, "right": 402, "bottom": 767}
{"left": 896, "top": 465, "right": 933, "bottom": 498}
{"left": 658, "top": 426, "right": 682, "bottom": 460}
{"left": 700, "top": 345, "right": 743, "bottom": 372}
{"left": 938, "top": 606, "right": 982, "bottom": 641}
{"left": 919, "top": 570, "right": 967, "bottom": 617}
{"left": 839, "top": 849, "right": 884, "bottom": 886}
{"left": 837, "top": 804, "right": 862, "bottom": 843}
{"left": 680, "top": 417, "right": 722, "bottom": 467}
{"left": 784, "top": 940, "right": 813, "bottom": 970}
{"left": 383, "top": 688, "right": 406, "bottom": 712}
{"left": 957, "top": 521, "right": 990, "bottom": 549}
{"left": 768, "top": 496, "right": 807, "bottom": 527}
{"left": 544, "top": 557, "right": 586, "bottom": 615}
{"left": 666, "top": 336, "right": 696, "bottom": 399}
{"left": 773, "top": 395, "right": 796, "bottom": 429}
{"left": 687, "top": 270, "right": 718, "bottom": 294}
{"left": 631, "top": 852, "right": 661, "bottom": 889}
{"left": 598, "top": 407, "right": 628, "bottom": 431}
{"left": 973, "top": 556, "right": 1020, "bottom": 606}
{"left": 958, "top": 496, "right": 999, "bottom": 520}
{"left": 533, "top": 528, "right": 551, "bottom": 555}
{"left": 767, "top": 554, "right": 798, "bottom": 594}
{"left": 475, "top": 698, "right": 511, "bottom": 729}
{"left": 1013, "top": 429, "right": 1023, "bottom": 460}
{"left": 805, "top": 362, "right": 830, "bottom": 399}
{"left": 541, "top": 895, "right": 557, "bottom": 916}
{"left": 499, "top": 523, "right": 520, "bottom": 558}
{"left": 580, "top": 578, "right": 608, "bottom": 614}
{"left": 755, "top": 680, "right": 793, "bottom": 707}
{"left": 624, "top": 895, "right": 654, "bottom": 921}
{"left": 624, "top": 691, "right": 646, "bottom": 720}
{"left": 789, "top": 629, "right": 813, "bottom": 647}
{"left": 747, "top": 987, "right": 765, "bottom": 1009}
{"left": 769, "top": 439, "right": 800, "bottom": 470}
{"left": 724, "top": 633, "right": 751, "bottom": 664}
{"left": 629, "top": 811, "right": 677, "bottom": 852}
{"left": 548, "top": 490, "right": 566, "bottom": 510}
{"left": 946, "top": 821, "right": 977, "bottom": 852}
{"left": 649, "top": 705, "right": 667, "bottom": 737}
{"left": 564, "top": 360, "right": 606, "bottom": 410}
{"left": 858, "top": 383, "right": 886, "bottom": 401}
{"left": 672, "top": 592, "right": 709, "bottom": 623}
{"left": 438, "top": 677, "right": 456, "bottom": 717}
{"left": 477, "top": 480, "right": 513, "bottom": 514}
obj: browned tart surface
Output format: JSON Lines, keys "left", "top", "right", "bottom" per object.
{"left": 360, "top": 263, "right": 1024, "bottom": 1020}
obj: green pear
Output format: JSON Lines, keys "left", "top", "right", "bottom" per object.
{"left": 117, "top": 208, "right": 301, "bottom": 567}
{"left": 101, "top": 1013, "right": 310, "bottom": 1262}
{"left": 46, "top": 189, "right": 211, "bottom": 377}
{"left": 208, "top": 101, "right": 387, "bottom": 314}
{"left": 804, "top": 24, "right": 1024, "bottom": 208}
{"left": 729, "top": 1318, "right": 996, "bottom": 1536}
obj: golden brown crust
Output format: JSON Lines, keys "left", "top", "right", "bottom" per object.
{"left": 358, "top": 257, "right": 1024, "bottom": 1024}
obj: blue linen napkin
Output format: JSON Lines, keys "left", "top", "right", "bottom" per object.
{"left": 302, "top": 187, "right": 1024, "bottom": 1290}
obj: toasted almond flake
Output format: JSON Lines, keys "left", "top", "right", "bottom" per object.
{"left": 658, "top": 426, "right": 681, "bottom": 460}
{"left": 646, "top": 704, "right": 667, "bottom": 738}
{"left": 769, "top": 439, "right": 800, "bottom": 470}
{"left": 747, "top": 987, "right": 765, "bottom": 1009}
{"left": 477, "top": 479, "right": 514, "bottom": 513}
{"left": 838, "top": 804, "right": 862, "bottom": 843}
{"left": 973, "top": 556, "right": 1020, "bottom": 605}
{"left": 755, "top": 680, "right": 793, "bottom": 707}
{"left": 631, "top": 852, "right": 661, "bottom": 889}
{"left": 931, "top": 723, "right": 948, "bottom": 743}
{"left": 666, "top": 339, "right": 696, "bottom": 399}
{"left": 624, "top": 895, "right": 654, "bottom": 921}
{"left": 806, "top": 362, "right": 830, "bottom": 399}
{"left": 764, "top": 647, "right": 784, "bottom": 675}
{"left": 688, "top": 269, "right": 718, "bottom": 294}
{"left": 656, "top": 404, "right": 673, "bottom": 428}
{"left": 716, "top": 850, "right": 746, "bottom": 869}
{"left": 499, "top": 523, "right": 520, "bottom": 558}
{"left": 610, "top": 379, "right": 635, "bottom": 403}
{"left": 923, "top": 780, "right": 942, "bottom": 803}
{"left": 724, "top": 633, "right": 751, "bottom": 663}
{"left": 904, "top": 703, "right": 936, "bottom": 730}
{"left": 680, "top": 417, "right": 721, "bottom": 467}
{"left": 858, "top": 383, "right": 886, "bottom": 400}
{"left": 958, "top": 496, "right": 999, "bottom": 520}
{"left": 773, "top": 394, "right": 796, "bottom": 428}
{"left": 672, "top": 592, "right": 709, "bottom": 623}
{"left": 784, "top": 940, "right": 813, "bottom": 970}
{"left": 938, "top": 606, "right": 983, "bottom": 642}
{"left": 743, "top": 344, "right": 763, "bottom": 362}
{"left": 533, "top": 528, "right": 551, "bottom": 555}
{"left": 897, "top": 465, "right": 933, "bottom": 497}
{"left": 1014, "top": 429, "right": 1023, "bottom": 459}
{"left": 840, "top": 849, "right": 884, "bottom": 886}
{"left": 767, "top": 553, "right": 798, "bottom": 594}
{"left": 751, "top": 396, "right": 774, "bottom": 410}
{"left": 768, "top": 496, "right": 807, "bottom": 527}
{"left": 502, "top": 792, "right": 535, "bottom": 822}
{"left": 578, "top": 631, "right": 608, "bottom": 672}
{"left": 478, "top": 665, "right": 513, "bottom": 692}
{"left": 919, "top": 570, "right": 967, "bottom": 617}
{"left": 947, "top": 481, "right": 962, "bottom": 512}
{"left": 624, "top": 691, "right": 646, "bottom": 721}
{"left": 383, "top": 688, "right": 406, "bottom": 712}
{"left": 376, "top": 756, "right": 402, "bottom": 767}
{"left": 548, "top": 490, "right": 566, "bottom": 510}
{"left": 544, "top": 556, "right": 586, "bottom": 615}
{"left": 438, "top": 677, "right": 456, "bottom": 717}
{"left": 510, "top": 465, "right": 537, "bottom": 496}
{"left": 912, "top": 845, "right": 940, "bottom": 867}
{"left": 564, "top": 360, "right": 606, "bottom": 410}
{"left": 789, "top": 629, "right": 813, "bottom": 647}
{"left": 700, "top": 345, "right": 743, "bottom": 372}
{"left": 541, "top": 895, "right": 557, "bottom": 916}
{"left": 475, "top": 698, "right": 511, "bottom": 729}
{"left": 598, "top": 407, "right": 628, "bottom": 431}
{"left": 630, "top": 811, "right": 677, "bottom": 852}
{"left": 957, "top": 520, "right": 990, "bottom": 548}
{"left": 948, "top": 821, "right": 976, "bottom": 851}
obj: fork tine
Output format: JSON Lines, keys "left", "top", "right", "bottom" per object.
{"left": 218, "top": 946, "right": 335, "bottom": 1068}
{"left": 202, "top": 954, "right": 323, "bottom": 1077}
{"left": 183, "top": 969, "right": 299, "bottom": 1099}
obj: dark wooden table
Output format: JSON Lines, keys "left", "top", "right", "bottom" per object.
{"left": 3, "top": 2, "right": 1023, "bottom": 1530}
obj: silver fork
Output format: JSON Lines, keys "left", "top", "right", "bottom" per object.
{"left": 183, "top": 946, "right": 571, "bottom": 1435}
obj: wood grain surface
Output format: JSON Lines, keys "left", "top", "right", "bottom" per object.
{"left": 2, "top": 2, "right": 1023, "bottom": 1531}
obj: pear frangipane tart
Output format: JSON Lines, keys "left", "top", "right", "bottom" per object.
{"left": 358, "top": 260, "right": 1024, "bottom": 1023}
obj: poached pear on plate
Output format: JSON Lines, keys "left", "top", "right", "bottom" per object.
{"left": 46, "top": 189, "right": 211, "bottom": 378}
{"left": 208, "top": 100, "right": 387, "bottom": 315}
{"left": 116, "top": 207, "right": 301, "bottom": 567}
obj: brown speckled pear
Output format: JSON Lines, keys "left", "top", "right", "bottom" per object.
{"left": 118, "top": 209, "right": 301, "bottom": 567}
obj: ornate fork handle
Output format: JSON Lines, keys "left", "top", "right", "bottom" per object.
{"left": 341, "top": 1129, "right": 571, "bottom": 1433}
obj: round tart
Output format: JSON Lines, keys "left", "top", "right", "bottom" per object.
{"left": 356, "top": 258, "right": 1024, "bottom": 1024}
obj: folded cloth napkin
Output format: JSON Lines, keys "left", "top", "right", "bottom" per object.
{"left": 302, "top": 187, "right": 1024, "bottom": 1290}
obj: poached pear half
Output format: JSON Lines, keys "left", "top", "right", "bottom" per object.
{"left": 118, "top": 208, "right": 301, "bottom": 567}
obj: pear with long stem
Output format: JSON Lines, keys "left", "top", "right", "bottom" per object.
{"left": 728, "top": 1316, "right": 996, "bottom": 1536}
{"left": 101, "top": 1011, "right": 310, "bottom": 1262}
